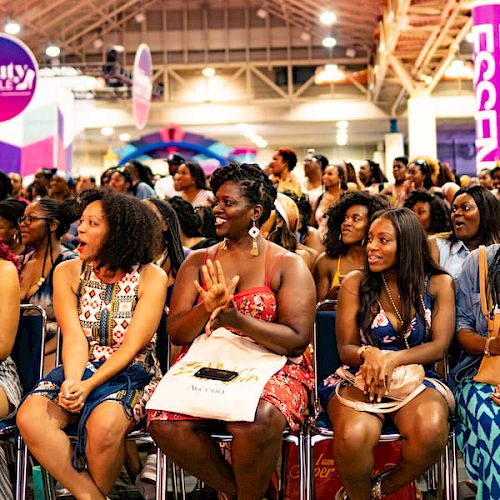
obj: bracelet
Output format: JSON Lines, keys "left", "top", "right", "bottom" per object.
{"left": 484, "top": 337, "right": 493, "bottom": 356}
{"left": 357, "top": 345, "right": 371, "bottom": 361}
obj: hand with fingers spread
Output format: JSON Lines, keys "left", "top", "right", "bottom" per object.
{"left": 358, "top": 348, "right": 397, "bottom": 402}
{"left": 194, "top": 259, "right": 240, "bottom": 313}
{"left": 205, "top": 299, "right": 241, "bottom": 337}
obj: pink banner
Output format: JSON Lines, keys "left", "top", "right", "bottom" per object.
{"left": 473, "top": 1, "right": 500, "bottom": 170}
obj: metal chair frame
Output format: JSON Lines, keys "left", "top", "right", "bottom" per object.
{"left": 11, "top": 304, "right": 48, "bottom": 500}
{"left": 310, "top": 299, "right": 458, "bottom": 500}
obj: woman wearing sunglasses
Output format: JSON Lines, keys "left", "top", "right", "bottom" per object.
{"left": 19, "top": 198, "right": 78, "bottom": 372}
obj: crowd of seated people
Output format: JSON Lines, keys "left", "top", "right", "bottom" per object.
{"left": 0, "top": 154, "right": 496, "bottom": 500}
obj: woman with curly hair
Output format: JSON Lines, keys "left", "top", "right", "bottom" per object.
{"left": 174, "top": 161, "right": 214, "bottom": 207}
{"left": 321, "top": 208, "right": 455, "bottom": 499}
{"left": 404, "top": 190, "right": 451, "bottom": 236}
{"left": 19, "top": 198, "right": 78, "bottom": 370}
{"left": 148, "top": 163, "right": 315, "bottom": 500}
{"left": 17, "top": 190, "right": 168, "bottom": 500}
{"left": 314, "top": 192, "right": 387, "bottom": 302}
{"left": 109, "top": 168, "right": 133, "bottom": 194}
{"left": 0, "top": 198, "right": 26, "bottom": 255}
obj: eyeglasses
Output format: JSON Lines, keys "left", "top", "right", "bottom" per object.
{"left": 18, "top": 215, "right": 50, "bottom": 225}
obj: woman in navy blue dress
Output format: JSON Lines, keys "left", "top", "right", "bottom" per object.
{"left": 321, "top": 208, "right": 455, "bottom": 499}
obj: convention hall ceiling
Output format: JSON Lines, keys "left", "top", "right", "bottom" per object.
{"left": 0, "top": 0, "right": 474, "bottom": 148}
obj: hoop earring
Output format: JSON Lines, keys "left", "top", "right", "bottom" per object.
{"left": 338, "top": 233, "right": 342, "bottom": 242}
{"left": 248, "top": 220, "right": 260, "bottom": 256}
{"left": 361, "top": 238, "right": 366, "bottom": 246}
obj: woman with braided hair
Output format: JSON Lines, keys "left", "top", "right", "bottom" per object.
{"left": 148, "top": 163, "right": 316, "bottom": 500}
{"left": 19, "top": 197, "right": 78, "bottom": 371}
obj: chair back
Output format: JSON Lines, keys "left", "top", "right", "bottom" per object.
{"left": 312, "top": 300, "right": 341, "bottom": 417}
{"left": 11, "top": 304, "right": 47, "bottom": 393}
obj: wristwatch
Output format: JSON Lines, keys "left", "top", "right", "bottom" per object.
{"left": 484, "top": 337, "right": 493, "bottom": 356}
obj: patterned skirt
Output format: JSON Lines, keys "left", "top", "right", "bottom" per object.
{"left": 148, "top": 348, "right": 314, "bottom": 432}
{"left": 454, "top": 378, "right": 500, "bottom": 499}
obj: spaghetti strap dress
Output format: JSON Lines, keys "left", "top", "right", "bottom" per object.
{"left": 148, "top": 242, "right": 314, "bottom": 431}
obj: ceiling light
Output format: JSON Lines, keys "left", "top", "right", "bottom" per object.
{"left": 320, "top": 11, "right": 336, "bottom": 26}
{"left": 244, "top": 130, "right": 257, "bottom": 139}
{"left": 465, "top": 32, "right": 474, "bottom": 44}
{"left": 256, "top": 8, "right": 268, "bottom": 19}
{"left": 93, "top": 38, "right": 103, "bottom": 50}
{"left": 345, "top": 48, "right": 356, "bottom": 58}
{"left": 256, "top": 139, "right": 268, "bottom": 148}
{"left": 237, "top": 123, "right": 249, "bottom": 130}
{"left": 4, "top": 21, "right": 21, "bottom": 35}
{"left": 202, "top": 67, "right": 216, "bottom": 77}
{"left": 134, "top": 12, "right": 146, "bottom": 23}
{"left": 315, "top": 64, "right": 345, "bottom": 84}
{"left": 100, "top": 126, "right": 114, "bottom": 137}
{"left": 119, "top": 133, "right": 131, "bottom": 142}
{"left": 336, "top": 134, "right": 348, "bottom": 146}
{"left": 336, "top": 121, "right": 349, "bottom": 129}
{"left": 322, "top": 36, "right": 336, "bottom": 48}
{"left": 46, "top": 45, "right": 61, "bottom": 58}
{"left": 110, "top": 45, "right": 124, "bottom": 53}
{"left": 300, "top": 32, "right": 311, "bottom": 42}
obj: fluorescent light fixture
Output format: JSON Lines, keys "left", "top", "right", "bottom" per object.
{"left": 336, "top": 120, "right": 349, "bottom": 129}
{"left": 4, "top": 21, "right": 21, "bottom": 35}
{"left": 202, "top": 67, "right": 216, "bottom": 77}
{"left": 322, "top": 36, "right": 336, "bottom": 48}
{"left": 46, "top": 45, "right": 61, "bottom": 58}
{"left": 320, "top": 12, "right": 336, "bottom": 26}
{"left": 119, "top": 133, "right": 131, "bottom": 142}
{"left": 100, "top": 126, "right": 114, "bottom": 137}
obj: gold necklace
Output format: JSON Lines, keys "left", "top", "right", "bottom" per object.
{"left": 381, "top": 273, "right": 410, "bottom": 349}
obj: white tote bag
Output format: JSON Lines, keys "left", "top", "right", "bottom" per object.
{"left": 146, "top": 327, "right": 287, "bottom": 422}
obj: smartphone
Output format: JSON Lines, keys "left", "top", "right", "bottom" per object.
{"left": 194, "top": 367, "right": 238, "bottom": 382}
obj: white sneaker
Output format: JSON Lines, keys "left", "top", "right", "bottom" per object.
{"left": 138, "top": 453, "right": 157, "bottom": 484}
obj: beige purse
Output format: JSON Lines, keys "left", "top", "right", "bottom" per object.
{"left": 473, "top": 246, "right": 500, "bottom": 386}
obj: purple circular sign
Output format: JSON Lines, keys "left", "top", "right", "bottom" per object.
{"left": 0, "top": 34, "right": 38, "bottom": 122}
{"left": 132, "top": 43, "right": 153, "bottom": 130}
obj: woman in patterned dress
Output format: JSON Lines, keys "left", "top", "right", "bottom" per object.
{"left": 17, "top": 190, "right": 168, "bottom": 500}
{"left": 148, "top": 163, "right": 316, "bottom": 500}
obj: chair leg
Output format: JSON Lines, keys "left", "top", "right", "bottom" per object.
{"left": 445, "top": 430, "right": 458, "bottom": 500}
{"left": 298, "top": 426, "right": 313, "bottom": 500}
{"left": 156, "top": 447, "right": 167, "bottom": 500}
{"left": 15, "top": 435, "right": 28, "bottom": 500}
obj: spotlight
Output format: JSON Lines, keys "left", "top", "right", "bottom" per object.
{"left": 4, "top": 21, "right": 21, "bottom": 35}
{"left": 322, "top": 36, "right": 336, "bottom": 48}
{"left": 119, "top": 133, "right": 131, "bottom": 142}
{"left": 256, "top": 8, "right": 268, "bottom": 19}
{"left": 202, "top": 67, "right": 216, "bottom": 77}
{"left": 46, "top": 45, "right": 61, "bottom": 58}
{"left": 320, "top": 12, "right": 336, "bottom": 26}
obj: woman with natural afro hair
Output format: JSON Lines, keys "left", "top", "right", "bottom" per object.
{"left": 17, "top": 190, "right": 168, "bottom": 499}
{"left": 314, "top": 191, "right": 387, "bottom": 302}
{"left": 148, "top": 163, "right": 316, "bottom": 500}
{"left": 404, "top": 189, "right": 451, "bottom": 235}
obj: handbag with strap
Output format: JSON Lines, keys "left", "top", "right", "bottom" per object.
{"left": 473, "top": 246, "right": 500, "bottom": 386}
{"left": 146, "top": 327, "right": 287, "bottom": 422}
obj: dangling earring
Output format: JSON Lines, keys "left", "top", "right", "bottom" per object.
{"left": 338, "top": 233, "right": 342, "bottom": 242}
{"left": 220, "top": 238, "right": 228, "bottom": 251}
{"left": 361, "top": 238, "right": 366, "bottom": 246}
{"left": 248, "top": 220, "right": 260, "bottom": 256}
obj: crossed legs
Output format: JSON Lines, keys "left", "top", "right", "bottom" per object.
{"left": 148, "top": 399, "right": 287, "bottom": 500}
{"left": 17, "top": 396, "right": 135, "bottom": 499}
